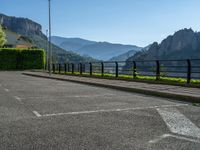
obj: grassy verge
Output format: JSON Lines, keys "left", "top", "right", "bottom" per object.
{"left": 53, "top": 71, "right": 200, "bottom": 85}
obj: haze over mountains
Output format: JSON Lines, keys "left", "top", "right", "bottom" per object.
{"left": 51, "top": 36, "right": 142, "bottom": 61}
{"left": 110, "top": 45, "right": 151, "bottom": 62}
{"left": 51, "top": 36, "right": 96, "bottom": 51}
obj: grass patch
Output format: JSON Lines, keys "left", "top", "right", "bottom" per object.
{"left": 53, "top": 71, "right": 200, "bottom": 85}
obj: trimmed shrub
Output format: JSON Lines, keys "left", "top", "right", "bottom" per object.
{"left": 0, "top": 48, "right": 45, "bottom": 70}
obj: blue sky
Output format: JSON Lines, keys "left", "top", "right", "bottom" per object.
{"left": 0, "top": 0, "right": 200, "bottom": 47}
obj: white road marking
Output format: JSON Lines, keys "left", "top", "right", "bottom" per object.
{"left": 72, "top": 94, "right": 115, "bottom": 98}
{"left": 23, "top": 94, "right": 116, "bottom": 99}
{"left": 42, "top": 104, "right": 188, "bottom": 117}
{"left": 4, "top": 88, "right": 9, "bottom": 92}
{"left": 14, "top": 96, "right": 22, "bottom": 102}
{"left": 149, "top": 134, "right": 200, "bottom": 144}
{"left": 157, "top": 107, "right": 200, "bottom": 139}
{"left": 32, "top": 111, "right": 42, "bottom": 117}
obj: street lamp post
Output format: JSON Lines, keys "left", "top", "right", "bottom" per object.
{"left": 48, "top": 0, "right": 52, "bottom": 75}
{"left": 46, "top": 29, "right": 48, "bottom": 71}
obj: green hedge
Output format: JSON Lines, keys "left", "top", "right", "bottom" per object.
{"left": 0, "top": 48, "right": 45, "bottom": 70}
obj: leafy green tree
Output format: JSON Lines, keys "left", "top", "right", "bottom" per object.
{"left": 0, "top": 25, "right": 7, "bottom": 47}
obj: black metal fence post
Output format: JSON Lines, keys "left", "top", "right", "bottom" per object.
{"left": 53, "top": 64, "right": 55, "bottom": 73}
{"left": 187, "top": 59, "right": 191, "bottom": 84}
{"left": 115, "top": 62, "right": 118, "bottom": 78}
{"left": 58, "top": 64, "right": 61, "bottom": 74}
{"left": 64, "top": 64, "right": 67, "bottom": 74}
{"left": 48, "top": 63, "right": 50, "bottom": 72}
{"left": 156, "top": 60, "right": 160, "bottom": 80}
{"left": 67, "top": 63, "right": 70, "bottom": 72}
{"left": 101, "top": 62, "right": 104, "bottom": 77}
{"left": 71, "top": 63, "right": 74, "bottom": 74}
{"left": 80, "top": 63, "right": 82, "bottom": 75}
{"left": 89, "top": 62, "right": 92, "bottom": 76}
{"left": 82, "top": 64, "right": 85, "bottom": 73}
{"left": 133, "top": 61, "right": 137, "bottom": 78}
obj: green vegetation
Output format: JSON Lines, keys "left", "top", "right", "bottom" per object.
{"left": 0, "top": 48, "right": 45, "bottom": 70}
{"left": 54, "top": 71, "right": 200, "bottom": 85}
{"left": 0, "top": 25, "right": 7, "bottom": 47}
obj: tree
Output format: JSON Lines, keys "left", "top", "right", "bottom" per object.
{"left": 0, "top": 25, "right": 7, "bottom": 47}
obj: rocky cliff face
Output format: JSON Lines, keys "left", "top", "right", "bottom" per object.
{"left": 128, "top": 28, "right": 200, "bottom": 61}
{"left": 0, "top": 13, "right": 43, "bottom": 37}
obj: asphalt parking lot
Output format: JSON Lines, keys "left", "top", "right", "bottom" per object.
{"left": 0, "top": 71, "right": 200, "bottom": 150}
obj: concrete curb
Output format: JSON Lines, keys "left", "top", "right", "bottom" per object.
{"left": 23, "top": 72, "right": 200, "bottom": 104}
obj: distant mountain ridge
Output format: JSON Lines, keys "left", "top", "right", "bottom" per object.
{"left": 51, "top": 36, "right": 96, "bottom": 51}
{"left": 77, "top": 42, "right": 141, "bottom": 60}
{"left": 127, "top": 28, "right": 200, "bottom": 61}
{"left": 51, "top": 36, "right": 142, "bottom": 60}
{"left": 109, "top": 47, "right": 147, "bottom": 62}
{"left": 109, "top": 45, "right": 151, "bottom": 61}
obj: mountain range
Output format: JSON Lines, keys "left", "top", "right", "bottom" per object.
{"left": 0, "top": 13, "right": 96, "bottom": 63}
{"left": 51, "top": 36, "right": 96, "bottom": 51}
{"left": 0, "top": 13, "right": 142, "bottom": 62}
{"left": 110, "top": 45, "right": 151, "bottom": 62}
{"left": 1, "top": 13, "right": 199, "bottom": 64}
{"left": 51, "top": 36, "right": 142, "bottom": 61}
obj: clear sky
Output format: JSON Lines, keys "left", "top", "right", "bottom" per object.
{"left": 0, "top": 0, "right": 200, "bottom": 47}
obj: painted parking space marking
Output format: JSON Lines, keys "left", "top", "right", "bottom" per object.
{"left": 14, "top": 96, "right": 23, "bottom": 102}
{"left": 40, "top": 104, "right": 188, "bottom": 117}
{"left": 157, "top": 107, "right": 200, "bottom": 139}
{"left": 4, "top": 88, "right": 9, "bottom": 92}
{"left": 32, "top": 111, "right": 42, "bottom": 117}
{"left": 149, "top": 134, "right": 200, "bottom": 144}
{"left": 22, "top": 94, "right": 116, "bottom": 99}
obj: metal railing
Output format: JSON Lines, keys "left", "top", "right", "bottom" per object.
{"left": 51, "top": 59, "right": 200, "bottom": 84}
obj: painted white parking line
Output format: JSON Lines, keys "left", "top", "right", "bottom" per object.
{"left": 14, "top": 96, "right": 23, "bottom": 102}
{"left": 41, "top": 104, "right": 188, "bottom": 117}
{"left": 22, "top": 94, "right": 116, "bottom": 99}
{"left": 32, "top": 111, "right": 42, "bottom": 117}
{"left": 4, "top": 88, "right": 9, "bottom": 92}
{"left": 72, "top": 94, "right": 116, "bottom": 98}
{"left": 149, "top": 134, "right": 200, "bottom": 144}
{"left": 157, "top": 107, "right": 200, "bottom": 139}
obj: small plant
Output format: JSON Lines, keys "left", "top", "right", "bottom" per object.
{"left": 160, "top": 65, "right": 168, "bottom": 77}
{"left": 0, "top": 25, "right": 7, "bottom": 47}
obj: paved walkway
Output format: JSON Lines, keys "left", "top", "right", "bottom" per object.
{"left": 24, "top": 71, "right": 200, "bottom": 103}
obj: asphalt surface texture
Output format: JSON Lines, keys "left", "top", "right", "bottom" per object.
{"left": 0, "top": 71, "right": 199, "bottom": 150}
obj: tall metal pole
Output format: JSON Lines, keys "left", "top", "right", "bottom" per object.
{"left": 46, "top": 29, "right": 48, "bottom": 71}
{"left": 48, "top": 0, "right": 52, "bottom": 75}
